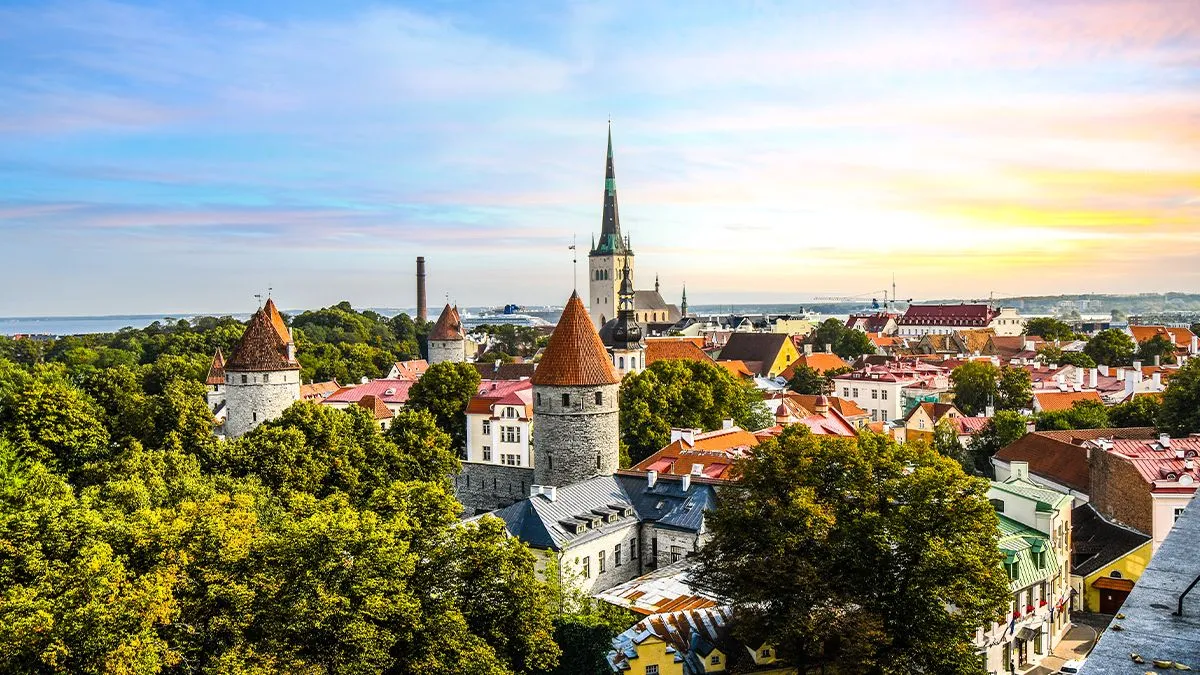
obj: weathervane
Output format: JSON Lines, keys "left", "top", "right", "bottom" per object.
{"left": 253, "top": 293, "right": 262, "bottom": 308}
{"left": 569, "top": 234, "right": 578, "bottom": 292}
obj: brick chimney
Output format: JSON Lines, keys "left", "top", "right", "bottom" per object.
{"left": 416, "top": 256, "right": 428, "bottom": 322}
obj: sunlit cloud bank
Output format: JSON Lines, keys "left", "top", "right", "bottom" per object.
{"left": 0, "top": 0, "right": 1196, "bottom": 314}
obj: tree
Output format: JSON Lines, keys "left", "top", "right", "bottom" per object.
{"left": 1108, "top": 396, "right": 1161, "bottom": 428}
{"left": 996, "top": 366, "right": 1033, "bottom": 412}
{"left": 1023, "top": 317, "right": 1076, "bottom": 341}
{"left": 806, "top": 319, "right": 876, "bottom": 360}
{"left": 0, "top": 377, "right": 111, "bottom": 477}
{"left": 932, "top": 418, "right": 972, "bottom": 474}
{"left": 1035, "top": 347, "right": 1095, "bottom": 368}
{"left": 695, "top": 428, "right": 1011, "bottom": 673}
{"left": 385, "top": 408, "right": 461, "bottom": 484}
{"left": 1137, "top": 334, "right": 1177, "bottom": 365}
{"left": 1035, "top": 400, "right": 1110, "bottom": 431}
{"left": 405, "top": 361, "right": 482, "bottom": 450}
{"left": 1159, "top": 358, "right": 1200, "bottom": 436}
{"left": 949, "top": 361, "right": 1000, "bottom": 416}
{"left": 968, "top": 410, "right": 1028, "bottom": 475}
{"left": 619, "top": 360, "right": 772, "bottom": 465}
{"left": 1084, "top": 329, "right": 1136, "bottom": 367}
{"left": 787, "top": 364, "right": 826, "bottom": 395}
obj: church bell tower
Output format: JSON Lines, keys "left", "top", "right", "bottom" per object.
{"left": 588, "top": 122, "right": 633, "bottom": 329}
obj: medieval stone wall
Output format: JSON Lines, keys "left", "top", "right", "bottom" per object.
{"left": 454, "top": 463, "right": 535, "bottom": 515}
{"left": 532, "top": 382, "right": 619, "bottom": 487}
{"left": 427, "top": 339, "right": 466, "bottom": 365}
{"left": 223, "top": 369, "right": 301, "bottom": 438}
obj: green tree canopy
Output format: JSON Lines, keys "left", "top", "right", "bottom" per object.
{"left": 1023, "top": 317, "right": 1076, "bottom": 341}
{"left": 950, "top": 361, "right": 1000, "bottom": 416}
{"left": 786, "top": 364, "right": 826, "bottom": 395}
{"left": 1137, "top": 334, "right": 1177, "bottom": 365}
{"left": 968, "top": 410, "right": 1028, "bottom": 475}
{"left": 695, "top": 428, "right": 1011, "bottom": 673}
{"left": 619, "top": 359, "right": 771, "bottom": 465}
{"left": 1084, "top": 329, "right": 1136, "bottom": 367}
{"left": 405, "top": 362, "right": 482, "bottom": 450}
{"left": 1035, "top": 347, "right": 1095, "bottom": 369}
{"left": 1108, "top": 396, "right": 1161, "bottom": 428}
{"left": 1159, "top": 358, "right": 1200, "bottom": 436}
{"left": 997, "top": 366, "right": 1033, "bottom": 412}
{"left": 806, "top": 319, "right": 876, "bottom": 360}
{"left": 1034, "top": 400, "right": 1109, "bottom": 431}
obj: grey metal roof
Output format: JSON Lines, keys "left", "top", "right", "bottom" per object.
{"left": 1071, "top": 502, "right": 1150, "bottom": 578}
{"left": 486, "top": 474, "right": 717, "bottom": 551}
{"left": 1079, "top": 499, "right": 1200, "bottom": 674}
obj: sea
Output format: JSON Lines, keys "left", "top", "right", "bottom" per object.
{"left": 1, "top": 303, "right": 867, "bottom": 337}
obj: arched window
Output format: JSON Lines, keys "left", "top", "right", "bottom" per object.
{"left": 618, "top": 356, "right": 625, "bottom": 369}
{"left": 630, "top": 357, "right": 637, "bottom": 369}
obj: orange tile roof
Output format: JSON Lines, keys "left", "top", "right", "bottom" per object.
{"left": 356, "top": 394, "right": 395, "bottom": 420}
{"left": 390, "top": 359, "right": 429, "bottom": 381}
{"left": 645, "top": 339, "right": 713, "bottom": 365}
{"left": 429, "top": 304, "right": 464, "bottom": 341}
{"left": 631, "top": 427, "right": 761, "bottom": 480}
{"left": 716, "top": 359, "right": 754, "bottom": 379}
{"left": 1033, "top": 390, "right": 1103, "bottom": 412}
{"left": 300, "top": 380, "right": 341, "bottom": 399}
{"left": 779, "top": 352, "right": 850, "bottom": 378}
{"left": 226, "top": 302, "right": 300, "bottom": 372}
{"left": 1129, "top": 325, "right": 1195, "bottom": 349}
{"left": 531, "top": 292, "right": 619, "bottom": 387}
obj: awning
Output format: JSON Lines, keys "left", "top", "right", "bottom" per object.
{"left": 1016, "top": 627, "right": 1039, "bottom": 641}
{"left": 1092, "top": 576, "right": 1135, "bottom": 592}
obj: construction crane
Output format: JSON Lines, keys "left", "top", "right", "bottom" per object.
{"left": 813, "top": 289, "right": 911, "bottom": 310}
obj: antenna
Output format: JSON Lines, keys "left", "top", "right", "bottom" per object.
{"left": 253, "top": 293, "right": 262, "bottom": 308}
{"left": 268, "top": 285, "right": 273, "bottom": 299}
{"left": 569, "top": 235, "right": 578, "bottom": 292}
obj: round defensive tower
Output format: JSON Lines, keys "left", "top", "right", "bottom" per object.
{"left": 427, "top": 303, "right": 466, "bottom": 365}
{"left": 532, "top": 292, "right": 621, "bottom": 487}
{"left": 223, "top": 298, "right": 302, "bottom": 438}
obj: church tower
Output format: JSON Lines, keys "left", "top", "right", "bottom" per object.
{"left": 532, "top": 292, "right": 621, "bottom": 487}
{"left": 223, "top": 298, "right": 301, "bottom": 438}
{"left": 610, "top": 255, "right": 645, "bottom": 377}
{"left": 427, "top": 303, "right": 466, "bottom": 364}
{"left": 588, "top": 122, "right": 633, "bottom": 329}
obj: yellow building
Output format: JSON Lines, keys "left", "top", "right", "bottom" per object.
{"left": 607, "top": 606, "right": 795, "bottom": 674}
{"left": 1070, "top": 503, "right": 1153, "bottom": 614}
{"left": 716, "top": 333, "right": 800, "bottom": 379}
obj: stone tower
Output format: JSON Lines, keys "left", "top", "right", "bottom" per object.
{"left": 532, "top": 292, "right": 621, "bottom": 487}
{"left": 427, "top": 303, "right": 466, "bottom": 364}
{"left": 588, "top": 122, "right": 633, "bottom": 329}
{"left": 223, "top": 298, "right": 301, "bottom": 438}
{"left": 610, "top": 255, "right": 645, "bottom": 378}
{"left": 205, "top": 347, "right": 226, "bottom": 414}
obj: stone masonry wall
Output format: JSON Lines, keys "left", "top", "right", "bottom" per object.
{"left": 641, "top": 525, "right": 705, "bottom": 570}
{"left": 533, "top": 382, "right": 619, "bottom": 487}
{"left": 224, "top": 369, "right": 301, "bottom": 438}
{"left": 454, "top": 463, "right": 535, "bottom": 515}
{"left": 1090, "top": 449, "right": 1153, "bottom": 535}
{"left": 427, "top": 339, "right": 465, "bottom": 365}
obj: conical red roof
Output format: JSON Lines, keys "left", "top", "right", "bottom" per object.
{"left": 429, "top": 303, "right": 464, "bottom": 340}
{"left": 532, "top": 292, "right": 619, "bottom": 387}
{"left": 226, "top": 303, "right": 300, "bottom": 372}
{"left": 205, "top": 348, "right": 226, "bottom": 385}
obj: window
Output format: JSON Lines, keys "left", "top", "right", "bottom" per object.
{"left": 760, "top": 648, "right": 772, "bottom": 658}
{"left": 990, "top": 498, "right": 1005, "bottom": 512}
{"left": 918, "top": 420, "right": 926, "bottom": 430}
{"left": 599, "top": 550, "right": 606, "bottom": 573}
{"left": 843, "top": 387, "right": 850, "bottom": 397}
{"left": 871, "top": 389, "right": 878, "bottom": 399}
{"left": 482, "top": 446, "right": 492, "bottom": 461}
{"left": 535, "top": 393, "right": 541, "bottom": 406}
{"left": 502, "top": 454, "right": 520, "bottom": 466}
{"left": 263, "top": 373, "right": 269, "bottom": 383}
{"left": 881, "top": 410, "right": 888, "bottom": 422}
{"left": 630, "top": 538, "right": 637, "bottom": 560}
{"left": 252, "top": 412, "right": 257, "bottom": 422}
{"left": 652, "top": 537, "right": 658, "bottom": 562}
{"left": 482, "top": 420, "right": 491, "bottom": 435}
{"left": 595, "top": 391, "right": 603, "bottom": 405}
{"left": 562, "top": 393, "right": 570, "bottom": 407}
{"left": 645, "top": 666, "right": 659, "bottom": 675}
{"left": 618, "top": 356, "right": 625, "bottom": 369}
{"left": 614, "top": 543, "right": 622, "bottom": 566}
{"left": 852, "top": 387, "right": 859, "bottom": 397}
{"left": 670, "top": 545, "right": 684, "bottom": 563}
{"left": 1176, "top": 507, "right": 1187, "bottom": 522}
{"left": 502, "top": 426, "right": 520, "bottom": 443}
{"left": 881, "top": 390, "right": 887, "bottom": 400}
{"left": 241, "top": 374, "right": 248, "bottom": 384}
{"left": 711, "top": 655, "right": 721, "bottom": 665}
{"left": 630, "top": 357, "right": 637, "bottom": 369}
{"left": 582, "top": 556, "right": 591, "bottom": 578}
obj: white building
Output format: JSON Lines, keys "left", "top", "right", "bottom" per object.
{"left": 897, "top": 304, "right": 1025, "bottom": 337}
{"left": 464, "top": 379, "right": 534, "bottom": 468}
{"left": 830, "top": 360, "right": 950, "bottom": 424}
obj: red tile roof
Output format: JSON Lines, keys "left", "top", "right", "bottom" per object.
{"left": 904, "top": 401, "right": 962, "bottom": 423}
{"left": 225, "top": 300, "right": 300, "bottom": 372}
{"left": 428, "top": 304, "right": 464, "bottom": 341}
{"left": 390, "top": 359, "right": 429, "bottom": 381}
{"left": 900, "top": 303, "right": 998, "bottom": 327}
{"left": 1106, "top": 437, "right": 1200, "bottom": 490}
{"left": 645, "top": 339, "right": 713, "bottom": 365}
{"left": 994, "top": 427, "right": 1157, "bottom": 493}
{"left": 324, "top": 379, "right": 415, "bottom": 406}
{"left": 531, "top": 293, "right": 619, "bottom": 387}
{"left": 205, "top": 348, "right": 226, "bottom": 385}
{"left": 631, "top": 427, "right": 761, "bottom": 480}
{"left": 466, "top": 379, "right": 534, "bottom": 417}
{"left": 1033, "top": 390, "right": 1103, "bottom": 412}
{"left": 952, "top": 416, "right": 992, "bottom": 435}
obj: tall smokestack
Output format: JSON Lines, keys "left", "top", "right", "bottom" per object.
{"left": 416, "top": 256, "right": 427, "bottom": 322}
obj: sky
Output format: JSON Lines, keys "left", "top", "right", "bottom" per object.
{"left": 1, "top": 0, "right": 1198, "bottom": 316}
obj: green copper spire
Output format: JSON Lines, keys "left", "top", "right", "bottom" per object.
{"left": 591, "top": 120, "right": 628, "bottom": 256}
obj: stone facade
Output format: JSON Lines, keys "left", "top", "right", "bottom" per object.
{"left": 223, "top": 368, "right": 301, "bottom": 438}
{"left": 533, "top": 382, "right": 620, "bottom": 487}
{"left": 641, "top": 525, "right": 706, "bottom": 571}
{"left": 1090, "top": 449, "right": 1154, "bottom": 536}
{"left": 454, "top": 463, "right": 535, "bottom": 515}
{"left": 560, "top": 522, "right": 643, "bottom": 595}
{"left": 427, "top": 338, "right": 466, "bottom": 365}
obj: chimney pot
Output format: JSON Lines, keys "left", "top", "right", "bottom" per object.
{"left": 681, "top": 474, "right": 691, "bottom": 491}
{"left": 722, "top": 419, "right": 734, "bottom": 430}
{"left": 647, "top": 470, "right": 658, "bottom": 488}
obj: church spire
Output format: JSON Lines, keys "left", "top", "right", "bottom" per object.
{"left": 681, "top": 283, "right": 688, "bottom": 317}
{"left": 592, "top": 121, "right": 628, "bottom": 256}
